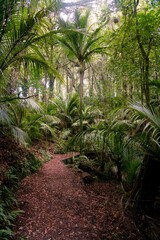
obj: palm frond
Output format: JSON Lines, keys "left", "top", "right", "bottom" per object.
{"left": 131, "top": 103, "right": 159, "bottom": 122}
{"left": 40, "top": 122, "right": 55, "bottom": 136}
{"left": 17, "top": 53, "right": 63, "bottom": 81}
{"left": 56, "top": 35, "right": 78, "bottom": 59}
{"left": 42, "top": 114, "right": 61, "bottom": 125}
{"left": 11, "top": 126, "right": 30, "bottom": 145}
{"left": 126, "top": 103, "right": 160, "bottom": 159}
{"left": 129, "top": 103, "right": 160, "bottom": 147}
{"left": 57, "top": 9, "right": 105, "bottom": 64}
{"left": 74, "top": 9, "right": 90, "bottom": 29}
{"left": 0, "top": 7, "right": 49, "bottom": 75}
{"left": 25, "top": 99, "right": 42, "bottom": 112}
{"left": 82, "top": 36, "right": 103, "bottom": 56}
{"left": 0, "top": 104, "right": 11, "bottom": 126}
{"left": 84, "top": 47, "right": 107, "bottom": 59}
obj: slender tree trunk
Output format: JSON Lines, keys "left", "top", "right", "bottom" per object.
{"left": 123, "top": 81, "right": 128, "bottom": 98}
{"left": 129, "top": 83, "right": 133, "bottom": 99}
{"left": 88, "top": 66, "right": 94, "bottom": 97}
{"left": 79, "top": 62, "right": 85, "bottom": 154}
{"left": 140, "top": 60, "right": 144, "bottom": 104}
{"left": 42, "top": 75, "right": 47, "bottom": 102}
{"left": 134, "top": 0, "right": 151, "bottom": 105}
{"left": 22, "top": 78, "right": 28, "bottom": 97}
{"left": 144, "top": 56, "right": 150, "bottom": 104}
{"left": 7, "top": 68, "right": 19, "bottom": 94}
{"left": 49, "top": 74, "right": 55, "bottom": 99}
{"left": 66, "top": 74, "right": 69, "bottom": 93}
{"left": 22, "top": 63, "right": 29, "bottom": 97}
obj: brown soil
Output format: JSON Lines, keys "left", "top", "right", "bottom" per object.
{"left": 13, "top": 143, "right": 144, "bottom": 240}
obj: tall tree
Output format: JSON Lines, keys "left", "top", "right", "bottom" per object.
{"left": 57, "top": 10, "right": 105, "bottom": 152}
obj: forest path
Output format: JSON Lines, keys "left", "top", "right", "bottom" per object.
{"left": 14, "top": 152, "right": 140, "bottom": 240}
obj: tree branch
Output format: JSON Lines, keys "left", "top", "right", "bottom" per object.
{"left": 0, "top": 94, "right": 38, "bottom": 103}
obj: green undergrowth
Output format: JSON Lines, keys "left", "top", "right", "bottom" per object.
{"left": 0, "top": 152, "right": 42, "bottom": 240}
{"left": 63, "top": 155, "right": 112, "bottom": 182}
{"left": 38, "top": 148, "right": 52, "bottom": 162}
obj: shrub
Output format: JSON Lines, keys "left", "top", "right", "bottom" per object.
{"left": 0, "top": 151, "right": 42, "bottom": 240}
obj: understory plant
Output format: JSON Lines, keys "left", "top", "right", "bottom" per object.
{"left": 0, "top": 150, "right": 42, "bottom": 240}
{"left": 48, "top": 93, "right": 104, "bottom": 153}
{"left": 70, "top": 108, "right": 143, "bottom": 190}
{"left": 127, "top": 103, "right": 160, "bottom": 214}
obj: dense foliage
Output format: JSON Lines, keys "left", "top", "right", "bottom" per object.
{"left": 0, "top": 0, "right": 160, "bottom": 239}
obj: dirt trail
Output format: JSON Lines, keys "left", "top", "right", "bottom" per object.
{"left": 14, "top": 153, "right": 142, "bottom": 240}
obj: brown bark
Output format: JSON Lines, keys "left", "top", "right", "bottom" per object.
{"left": 79, "top": 62, "right": 85, "bottom": 154}
{"left": 130, "top": 155, "right": 160, "bottom": 216}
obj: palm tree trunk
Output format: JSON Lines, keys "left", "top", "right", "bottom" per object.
{"left": 79, "top": 62, "right": 85, "bottom": 154}
{"left": 22, "top": 77, "right": 28, "bottom": 97}
{"left": 49, "top": 74, "right": 55, "bottom": 99}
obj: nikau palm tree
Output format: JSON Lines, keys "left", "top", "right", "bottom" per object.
{"left": 0, "top": 0, "right": 59, "bottom": 143}
{"left": 57, "top": 10, "right": 105, "bottom": 152}
{"left": 51, "top": 92, "right": 79, "bottom": 129}
{"left": 0, "top": 0, "right": 62, "bottom": 96}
